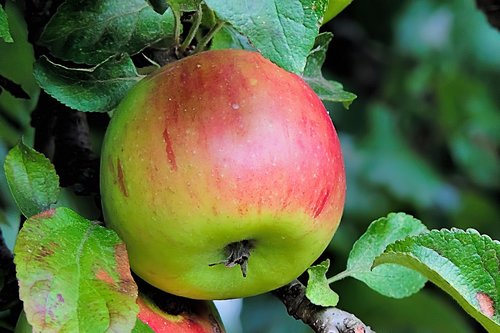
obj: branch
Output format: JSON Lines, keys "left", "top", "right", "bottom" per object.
{"left": 25, "top": 0, "right": 101, "bottom": 197}
{"left": 0, "top": 229, "right": 19, "bottom": 311}
{"left": 30, "top": 94, "right": 100, "bottom": 197}
{"left": 273, "top": 280, "right": 375, "bottom": 333}
{"left": 476, "top": 0, "right": 500, "bottom": 30}
{"left": 52, "top": 108, "right": 100, "bottom": 196}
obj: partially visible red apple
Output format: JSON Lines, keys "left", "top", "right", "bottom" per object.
{"left": 137, "top": 293, "right": 225, "bottom": 333}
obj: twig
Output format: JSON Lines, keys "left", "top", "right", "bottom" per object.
{"left": 194, "top": 21, "right": 225, "bottom": 53}
{"left": 0, "top": 229, "right": 19, "bottom": 311}
{"left": 173, "top": 8, "right": 182, "bottom": 49}
{"left": 475, "top": 0, "right": 500, "bottom": 30}
{"left": 273, "top": 280, "right": 375, "bottom": 333}
{"left": 0, "top": 75, "right": 30, "bottom": 99}
{"left": 179, "top": 5, "right": 203, "bottom": 55}
{"left": 30, "top": 94, "right": 100, "bottom": 197}
{"left": 25, "top": 0, "right": 100, "bottom": 197}
{"left": 52, "top": 108, "right": 100, "bottom": 196}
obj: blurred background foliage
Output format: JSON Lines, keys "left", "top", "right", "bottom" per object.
{"left": 0, "top": 0, "right": 499, "bottom": 332}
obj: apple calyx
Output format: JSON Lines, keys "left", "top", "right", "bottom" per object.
{"left": 209, "top": 240, "right": 254, "bottom": 277}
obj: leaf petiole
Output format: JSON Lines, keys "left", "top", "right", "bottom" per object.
{"left": 327, "top": 270, "right": 353, "bottom": 284}
{"left": 194, "top": 20, "right": 225, "bottom": 53}
{"left": 172, "top": 7, "right": 182, "bottom": 47}
{"left": 179, "top": 5, "right": 203, "bottom": 55}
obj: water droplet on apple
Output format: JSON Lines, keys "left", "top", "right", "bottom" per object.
{"left": 231, "top": 103, "right": 240, "bottom": 110}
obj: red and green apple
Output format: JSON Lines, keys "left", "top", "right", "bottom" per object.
{"left": 100, "top": 49, "right": 345, "bottom": 300}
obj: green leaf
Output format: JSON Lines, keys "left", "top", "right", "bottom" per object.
{"left": 205, "top": 0, "right": 328, "bottom": 74}
{"left": 33, "top": 55, "right": 144, "bottom": 112}
{"left": 14, "top": 207, "right": 139, "bottom": 332}
{"left": 39, "top": 0, "right": 176, "bottom": 65}
{"left": 342, "top": 212, "right": 428, "bottom": 298}
{"left": 14, "top": 310, "right": 32, "bottom": 333}
{"left": 338, "top": 279, "right": 475, "bottom": 333}
{"left": 167, "top": 0, "right": 202, "bottom": 11}
{"left": 0, "top": 5, "right": 13, "bottom": 43}
{"left": 303, "top": 32, "right": 356, "bottom": 108}
{"left": 375, "top": 228, "right": 500, "bottom": 332}
{"left": 305, "top": 259, "right": 339, "bottom": 307}
{"left": 132, "top": 318, "right": 155, "bottom": 333}
{"left": 322, "top": 0, "right": 352, "bottom": 23}
{"left": 211, "top": 24, "right": 256, "bottom": 51}
{"left": 3, "top": 141, "right": 59, "bottom": 218}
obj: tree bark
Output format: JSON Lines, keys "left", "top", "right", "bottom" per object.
{"left": 0, "top": 230, "right": 18, "bottom": 311}
{"left": 273, "top": 280, "right": 375, "bottom": 333}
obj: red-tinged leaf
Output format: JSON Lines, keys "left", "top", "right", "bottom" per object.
{"left": 14, "top": 207, "right": 138, "bottom": 333}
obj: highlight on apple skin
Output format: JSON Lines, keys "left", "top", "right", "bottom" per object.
{"left": 100, "top": 49, "right": 346, "bottom": 300}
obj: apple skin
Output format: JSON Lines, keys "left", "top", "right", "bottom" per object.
{"left": 137, "top": 293, "right": 225, "bottom": 333}
{"left": 100, "top": 49, "right": 345, "bottom": 299}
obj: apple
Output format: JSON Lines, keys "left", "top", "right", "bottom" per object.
{"left": 136, "top": 292, "right": 225, "bottom": 333}
{"left": 100, "top": 49, "right": 345, "bottom": 299}
{"left": 14, "top": 294, "right": 225, "bottom": 333}
{"left": 323, "top": 0, "right": 353, "bottom": 24}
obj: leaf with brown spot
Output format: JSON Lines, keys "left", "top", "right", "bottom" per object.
{"left": 375, "top": 228, "right": 500, "bottom": 332}
{"left": 14, "top": 207, "right": 138, "bottom": 333}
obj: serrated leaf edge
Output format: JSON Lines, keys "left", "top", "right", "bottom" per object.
{"left": 4, "top": 141, "right": 60, "bottom": 217}
{"left": 374, "top": 228, "right": 500, "bottom": 332}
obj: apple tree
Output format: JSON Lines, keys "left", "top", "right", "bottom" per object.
{"left": 1, "top": 0, "right": 499, "bottom": 332}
